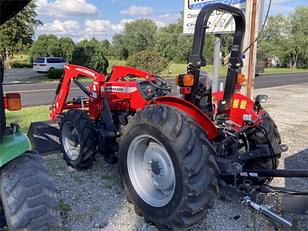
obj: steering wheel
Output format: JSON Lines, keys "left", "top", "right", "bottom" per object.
{"left": 147, "top": 75, "right": 172, "bottom": 92}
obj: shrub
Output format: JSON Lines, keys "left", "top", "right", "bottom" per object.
{"left": 11, "top": 62, "right": 33, "bottom": 68}
{"left": 126, "top": 50, "right": 169, "bottom": 74}
{"left": 48, "top": 68, "right": 64, "bottom": 79}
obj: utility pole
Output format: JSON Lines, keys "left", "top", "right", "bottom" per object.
{"left": 213, "top": 34, "right": 221, "bottom": 92}
{"left": 242, "top": 0, "right": 261, "bottom": 99}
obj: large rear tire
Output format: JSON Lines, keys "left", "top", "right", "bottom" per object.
{"left": 245, "top": 112, "right": 281, "bottom": 184}
{"left": 119, "top": 105, "right": 219, "bottom": 230}
{"left": 0, "top": 150, "right": 61, "bottom": 230}
{"left": 60, "top": 109, "right": 96, "bottom": 170}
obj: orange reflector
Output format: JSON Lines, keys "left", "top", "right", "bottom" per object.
{"left": 237, "top": 73, "right": 246, "bottom": 85}
{"left": 5, "top": 93, "right": 22, "bottom": 111}
{"left": 183, "top": 74, "right": 194, "bottom": 87}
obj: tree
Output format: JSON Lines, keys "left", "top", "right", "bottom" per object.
{"left": 123, "top": 19, "right": 157, "bottom": 57}
{"left": 89, "top": 46, "right": 109, "bottom": 74}
{"left": 112, "top": 34, "right": 129, "bottom": 60}
{"left": 259, "top": 7, "right": 308, "bottom": 68}
{"left": 127, "top": 50, "right": 168, "bottom": 74}
{"left": 0, "top": 2, "right": 41, "bottom": 60}
{"left": 259, "top": 15, "right": 292, "bottom": 67}
{"left": 72, "top": 39, "right": 109, "bottom": 73}
{"left": 100, "top": 39, "right": 111, "bottom": 57}
{"left": 155, "top": 24, "right": 180, "bottom": 61}
{"left": 30, "top": 34, "right": 62, "bottom": 61}
{"left": 290, "top": 6, "right": 308, "bottom": 68}
{"left": 71, "top": 47, "right": 88, "bottom": 66}
{"left": 47, "top": 35, "right": 61, "bottom": 57}
{"left": 59, "top": 37, "right": 75, "bottom": 62}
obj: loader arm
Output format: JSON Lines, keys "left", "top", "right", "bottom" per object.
{"left": 108, "top": 66, "right": 153, "bottom": 82}
{"left": 50, "top": 64, "right": 106, "bottom": 121}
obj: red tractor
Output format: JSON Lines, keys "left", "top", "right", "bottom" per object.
{"left": 50, "top": 64, "right": 172, "bottom": 168}
{"left": 48, "top": 3, "right": 307, "bottom": 230}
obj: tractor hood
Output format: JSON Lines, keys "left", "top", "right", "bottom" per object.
{"left": 0, "top": 0, "right": 31, "bottom": 25}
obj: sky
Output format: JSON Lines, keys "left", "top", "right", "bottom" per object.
{"left": 35, "top": 0, "right": 308, "bottom": 42}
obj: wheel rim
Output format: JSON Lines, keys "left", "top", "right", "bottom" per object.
{"left": 127, "top": 135, "right": 176, "bottom": 207}
{"left": 62, "top": 121, "right": 81, "bottom": 161}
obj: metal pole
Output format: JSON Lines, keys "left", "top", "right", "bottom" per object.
{"left": 213, "top": 34, "right": 221, "bottom": 92}
{"left": 246, "top": 0, "right": 258, "bottom": 98}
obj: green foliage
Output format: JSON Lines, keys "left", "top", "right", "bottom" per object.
{"left": 124, "top": 19, "right": 157, "bottom": 55}
{"left": 72, "top": 39, "right": 109, "bottom": 73}
{"left": 58, "top": 37, "right": 75, "bottom": 62}
{"left": 127, "top": 50, "right": 168, "bottom": 74}
{"left": 71, "top": 47, "right": 88, "bottom": 66}
{"left": 0, "top": 2, "right": 41, "bottom": 61}
{"left": 155, "top": 21, "right": 193, "bottom": 63}
{"left": 112, "top": 19, "right": 157, "bottom": 59}
{"left": 89, "top": 48, "right": 109, "bottom": 73}
{"left": 48, "top": 68, "right": 64, "bottom": 79}
{"left": 259, "top": 6, "right": 308, "bottom": 68}
{"left": 30, "top": 35, "right": 75, "bottom": 62}
{"left": 112, "top": 34, "right": 129, "bottom": 60}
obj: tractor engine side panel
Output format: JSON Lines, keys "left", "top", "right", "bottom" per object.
{"left": 103, "top": 81, "right": 148, "bottom": 112}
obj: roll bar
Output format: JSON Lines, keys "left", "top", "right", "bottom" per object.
{"left": 188, "top": 3, "right": 246, "bottom": 112}
{"left": 189, "top": 3, "right": 246, "bottom": 67}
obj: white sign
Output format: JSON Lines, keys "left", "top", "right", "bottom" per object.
{"left": 183, "top": 0, "right": 246, "bottom": 34}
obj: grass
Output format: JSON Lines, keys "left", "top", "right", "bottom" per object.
{"left": 6, "top": 54, "right": 32, "bottom": 68}
{"left": 107, "top": 59, "right": 126, "bottom": 72}
{"left": 161, "top": 63, "right": 228, "bottom": 78}
{"left": 263, "top": 67, "right": 308, "bottom": 75}
{"left": 161, "top": 63, "right": 308, "bottom": 78}
{"left": 6, "top": 106, "right": 50, "bottom": 133}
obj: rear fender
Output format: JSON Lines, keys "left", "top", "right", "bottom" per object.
{"left": 0, "top": 131, "right": 31, "bottom": 168}
{"left": 153, "top": 96, "right": 218, "bottom": 140}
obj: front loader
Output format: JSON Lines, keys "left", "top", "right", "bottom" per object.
{"left": 0, "top": 1, "right": 60, "bottom": 230}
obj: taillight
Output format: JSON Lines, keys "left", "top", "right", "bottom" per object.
{"left": 5, "top": 93, "right": 22, "bottom": 111}
{"left": 180, "top": 87, "right": 192, "bottom": 94}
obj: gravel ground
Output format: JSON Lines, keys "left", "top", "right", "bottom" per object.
{"left": 44, "top": 82, "right": 308, "bottom": 231}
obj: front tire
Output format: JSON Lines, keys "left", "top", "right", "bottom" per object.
{"left": 60, "top": 109, "right": 96, "bottom": 170}
{"left": 0, "top": 150, "right": 61, "bottom": 230}
{"left": 119, "top": 105, "right": 219, "bottom": 230}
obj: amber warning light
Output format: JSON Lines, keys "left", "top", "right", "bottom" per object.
{"left": 5, "top": 93, "right": 22, "bottom": 111}
{"left": 176, "top": 74, "right": 195, "bottom": 87}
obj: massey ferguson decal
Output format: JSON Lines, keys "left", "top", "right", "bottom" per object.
{"left": 105, "top": 86, "right": 138, "bottom": 93}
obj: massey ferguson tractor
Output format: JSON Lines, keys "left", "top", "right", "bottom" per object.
{"left": 0, "top": 1, "right": 61, "bottom": 230}
{"left": 48, "top": 3, "right": 308, "bottom": 230}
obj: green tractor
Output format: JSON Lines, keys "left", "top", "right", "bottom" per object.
{"left": 0, "top": 1, "right": 60, "bottom": 230}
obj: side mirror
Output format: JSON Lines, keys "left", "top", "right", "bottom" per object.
{"left": 255, "top": 95, "right": 268, "bottom": 105}
{"left": 254, "top": 95, "right": 268, "bottom": 112}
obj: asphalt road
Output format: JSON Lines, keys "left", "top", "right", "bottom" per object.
{"left": 3, "top": 72, "right": 308, "bottom": 107}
